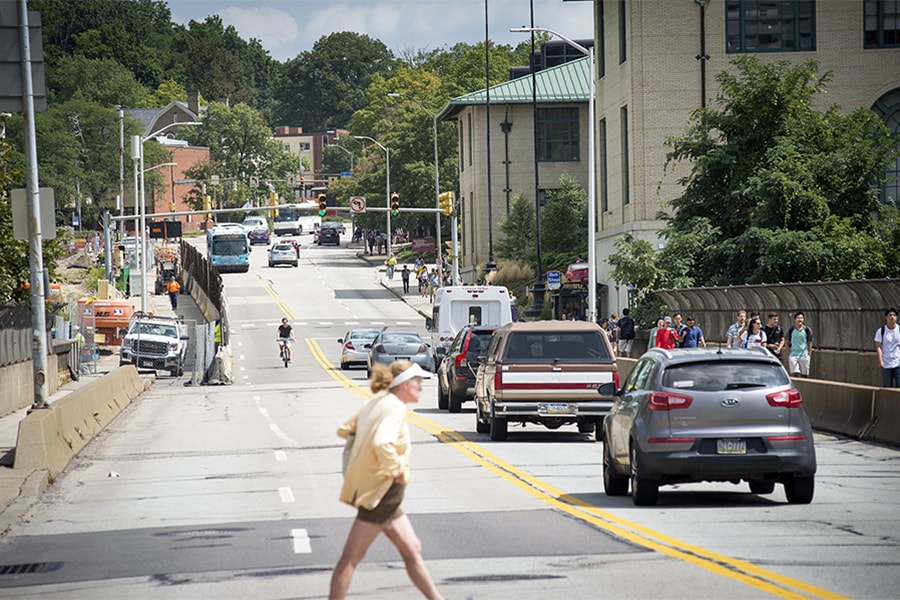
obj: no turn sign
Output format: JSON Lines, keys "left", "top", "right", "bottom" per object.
{"left": 349, "top": 196, "right": 367, "bottom": 213}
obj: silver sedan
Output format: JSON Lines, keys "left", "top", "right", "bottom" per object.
{"left": 365, "top": 330, "right": 432, "bottom": 377}
{"left": 338, "top": 328, "right": 381, "bottom": 370}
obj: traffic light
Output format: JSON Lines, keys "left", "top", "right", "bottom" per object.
{"left": 390, "top": 192, "right": 400, "bottom": 216}
{"left": 169, "top": 201, "right": 176, "bottom": 212}
{"left": 202, "top": 194, "right": 211, "bottom": 220}
{"left": 439, "top": 191, "right": 455, "bottom": 216}
{"left": 318, "top": 193, "right": 327, "bottom": 216}
{"left": 269, "top": 192, "right": 279, "bottom": 218}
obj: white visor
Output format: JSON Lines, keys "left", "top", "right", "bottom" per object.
{"left": 388, "top": 363, "right": 432, "bottom": 389}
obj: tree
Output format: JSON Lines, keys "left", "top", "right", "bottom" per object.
{"left": 47, "top": 54, "right": 155, "bottom": 108}
{"left": 606, "top": 234, "right": 666, "bottom": 326}
{"left": 496, "top": 192, "right": 536, "bottom": 263}
{"left": 272, "top": 32, "right": 398, "bottom": 130}
{"left": 180, "top": 102, "right": 295, "bottom": 205}
{"left": 660, "top": 55, "right": 899, "bottom": 285}
{"left": 539, "top": 173, "right": 588, "bottom": 269}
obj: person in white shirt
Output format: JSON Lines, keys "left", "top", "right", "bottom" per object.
{"left": 740, "top": 317, "right": 767, "bottom": 350}
{"left": 875, "top": 307, "right": 900, "bottom": 388}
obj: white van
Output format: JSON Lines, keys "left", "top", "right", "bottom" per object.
{"left": 425, "top": 285, "right": 513, "bottom": 363}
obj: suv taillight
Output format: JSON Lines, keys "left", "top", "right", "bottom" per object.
{"left": 493, "top": 370, "right": 503, "bottom": 391}
{"left": 455, "top": 352, "right": 467, "bottom": 368}
{"left": 649, "top": 391, "right": 693, "bottom": 410}
{"left": 766, "top": 388, "right": 803, "bottom": 408}
{"left": 613, "top": 371, "right": 620, "bottom": 389}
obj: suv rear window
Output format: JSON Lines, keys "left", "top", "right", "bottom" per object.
{"left": 662, "top": 360, "right": 790, "bottom": 392}
{"left": 503, "top": 332, "right": 612, "bottom": 363}
{"left": 465, "top": 331, "right": 493, "bottom": 356}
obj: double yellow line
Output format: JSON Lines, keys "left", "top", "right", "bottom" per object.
{"left": 306, "top": 337, "right": 844, "bottom": 600}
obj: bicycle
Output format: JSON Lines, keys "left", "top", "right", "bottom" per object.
{"left": 277, "top": 338, "right": 292, "bottom": 368}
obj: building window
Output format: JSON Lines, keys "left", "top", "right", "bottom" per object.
{"left": 459, "top": 124, "right": 465, "bottom": 172}
{"left": 865, "top": 0, "right": 900, "bottom": 48}
{"left": 537, "top": 107, "right": 580, "bottom": 162}
{"left": 599, "top": 118, "right": 608, "bottom": 213}
{"left": 726, "top": 1, "right": 816, "bottom": 53}
{"left": 284, "top": 143, "right": 291, "bottom": 152}
{"left": 618, "top": 0, "right": 627, "bottom": 64}
{"left": 873, "top": 89, "right": 900, "bottom": 205}
{"left": 620, "top": 106, "right": 630, "bottom": 206}
{"left": 467, "top": 112, "right": 473, "bottom": 167}
{"left": 598, "top": 0, "right": 606, "bottom": 78}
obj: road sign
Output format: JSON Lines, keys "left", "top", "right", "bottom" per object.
{"left": 341, "top": 171, "right": 353, "bottom": 178}
{"left": 547, "top": 270, "right": 562, "bottom": 290}
{"left": 349, "top": 196, "right": 366, "bottom": 214}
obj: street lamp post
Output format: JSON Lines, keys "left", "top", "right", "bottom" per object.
{"left": 695, "top": 0, "right": 711, "bottom": 109}
{"left": 354, "top": 135, "right": 391, "bottom": 256}
{"left": 387, "top": 93, "right": 442, "bottom": 270}
{"left": 511, "top": 27, "right": 597, "bottom": 322}
{"left": 134, "top": 121, "right": 201, "bottom": 312}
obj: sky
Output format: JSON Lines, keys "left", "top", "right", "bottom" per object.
{"left": 166, "top": 0, "right": 594, "bottom": 62}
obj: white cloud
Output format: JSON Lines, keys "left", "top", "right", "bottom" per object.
{"left": 217, "top": 6, "right": 300, "bottom": 56}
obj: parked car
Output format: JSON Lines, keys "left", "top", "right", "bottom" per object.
{"left": 338, "top": 328, "right": 382, "bottom": 370}
{"left": 118, "top": 312, "right": 189, "bottom": 377}
{"left": 365, "top": 329, "right": 431, "bottom": 377}
{"left": 317, "top": 224, "right": 340, "bottom": 246}
{"left": 268, "top": 242, "right": 298, "bottom": 267}
{"left": 437, "top": 324, "right": 497, "bottom": 413}
{"left": 601, "top": 347, "right": 817, "bottom": 506}
{"left": 473, "top": 321, "right": 619, "bottom": 441}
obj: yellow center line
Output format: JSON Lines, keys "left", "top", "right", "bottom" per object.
{"left": 305, "top": 338, "right": 845, "bottom": 600}
{"left": 257, "top": 273, "right": 297, "bottom": 320}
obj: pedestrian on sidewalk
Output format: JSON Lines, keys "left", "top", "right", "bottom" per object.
{"left": 331, "top": 362, "right": 443, "bottom": 600}
{"left": 166, "top": 276, "right": 181, "bottom": 310}
{"left": 386, "top": 253, "right": 397, "bottom": 280}
{"left": 875, "top": 307, "right": 900, "bottom": 387}
{"left": 400, "top": 265, "right": 410, "bottom": 294}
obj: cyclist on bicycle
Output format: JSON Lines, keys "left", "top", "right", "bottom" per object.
{"left": 277, "top": 318, "right": 295, "bottom": 362}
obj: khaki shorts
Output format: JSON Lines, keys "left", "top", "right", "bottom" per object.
{"left": 357, "top": 482, "right": 406, "bottom": 525}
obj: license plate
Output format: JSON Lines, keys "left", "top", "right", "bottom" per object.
{"left": 717, "top": 438, "right": 747, "bottom": 454}
{"left": 539, "top": 402, "right": 576, "bottom": 416}
{"left": 140, "top": 359, "right": 155, "bottom": 368}
{"left": 396, "top": 356, "right": 410, "bottom": 361}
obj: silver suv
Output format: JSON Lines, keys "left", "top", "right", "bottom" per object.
{"left": 119, "top": 313, "right": 190, "bottom": 377}
{"left": 601, "top": 347, "right": 817, "bottom": 506}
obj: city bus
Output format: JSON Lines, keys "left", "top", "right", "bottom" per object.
{"left": 207, "top": 227, "right": 251, "bottom": 272}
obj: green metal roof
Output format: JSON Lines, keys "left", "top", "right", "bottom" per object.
{"left": 438, "top": 56, "right": 590, "bottom": 121}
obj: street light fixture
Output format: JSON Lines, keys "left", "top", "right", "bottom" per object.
{"left": 387, "top": 92, "right": 443, "bottom": 272}
{"left": 511, "top": 27, "right": 597, "bottom": 322}
{"left": 133, "top": 121, "right": 201, "bottom": 312}
{"left": 353, "top": 135, "right": 392, "bottom": 256}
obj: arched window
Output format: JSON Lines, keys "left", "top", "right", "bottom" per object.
{"left": 873, "top": 89, "right": 900, "bottom": 206}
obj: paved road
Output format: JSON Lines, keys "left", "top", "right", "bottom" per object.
{"left": 0, "top": 239, "right": 898, "bottom": 599}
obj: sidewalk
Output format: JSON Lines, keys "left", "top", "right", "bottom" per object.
{"left": 355, "top": 247, "right": 434, "bottom": 318}
{"left": 0, "top": 280, "right": 207, "bottom": 525}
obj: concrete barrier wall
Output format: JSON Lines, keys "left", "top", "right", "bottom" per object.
{"left": 0, "top": 355, "right": 60, "bottom": 418}
{"left": 793, "top": 379, "right": 875, "bottom": 438}
{"left": 868, "top": 388, "right": 900, "bottom": 447}
{"left": 13, "top": 366, "right": 147, "bottom": 480}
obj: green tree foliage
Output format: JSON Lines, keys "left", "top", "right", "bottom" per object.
{"left": 272, "top": 32, "right": 398, "bottom": 130}
{"left": 48, "top": 55, "right": 155, "bottom": 107}
{"left": 538, "top": 173, "right": 588, "bottom": 269}
{"left": 606, "top": 234, "right": 667, "bottom": 326}
{"left": 496, "top": 192, "right": 536, "bottom": 264}
{"left": 180, "top": 102, "right": 295, "bottom": 204}
{"left": 660, "top": 55, "right": 899, "bottom": 285}
{"left": 0, "top": 116, "right": 66, "bottom": 303}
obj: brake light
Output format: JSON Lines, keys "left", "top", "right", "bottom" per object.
{"left": 767, "top": 435, "right": 808, "bottom": 441}
{"left": 648, "top": 437, "right": 696, "bottom": 444}
{"left": 417, "top": 344, "right": 427, "bottom": 353}
{"left": 649, "top": 391, "right": 693, "bottom": 410}
{"left": 494, "top": 370, "right": 503, "bottom": 391}
{"left": 344, "top": 341, "right": 355, "bottom": 351}
{"left": 766, "top": 388, "right": 803, "bottom": 408}
{"left": 455, "top": 352, "right": 467, "bottom": 369}
{"left": 374, "top": 344, "right": 386, "bottom": 354}
{"left": 613, "top": 371, "right": 620, "bottom": 388}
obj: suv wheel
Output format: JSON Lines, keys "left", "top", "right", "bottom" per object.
{"left": 784, "top": 476, "right": 814, "bottom": 504}
{"left": 578, "top": 421, "right": 596, "bottom": 438}
{"left": 630, "top": 444, "right": 659, "bottom": 506}
{"left": 489, "top": 415, "right": 508, "bottom": 441}
{"left": 475, "top": 402, "right": 490, "bottom": 434}
{"left": 603, "top": 440, "right": 629, "bottom": 496}
{"left": 438, "top": 379, "right": 449, "bottom": 410}
{"left": 448, "top": 388, "right": 463, "bottom": 413}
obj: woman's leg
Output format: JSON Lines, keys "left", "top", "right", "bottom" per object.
{"left": 382, "top": 515, "right": 443, "bottom": 600}
{"left": 329, "top": 518, "right": 382, "bottom": 599}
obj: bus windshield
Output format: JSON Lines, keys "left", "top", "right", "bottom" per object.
{"left": 212, "top": 237, "right": 248, "bottom": 255}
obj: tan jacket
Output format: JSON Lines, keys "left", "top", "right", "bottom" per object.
{"left": 338, "top": 392, "right": 410, "bottom": 510}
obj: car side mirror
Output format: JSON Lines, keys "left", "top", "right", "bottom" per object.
{"left": 598, "top": 382, "right": 618, "bottom": 397}
{"left": 425, "top": 317, "right": 434, "bottom": 331}
{"left": 337, "top": 338, "right": 344, "bottom": 344}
